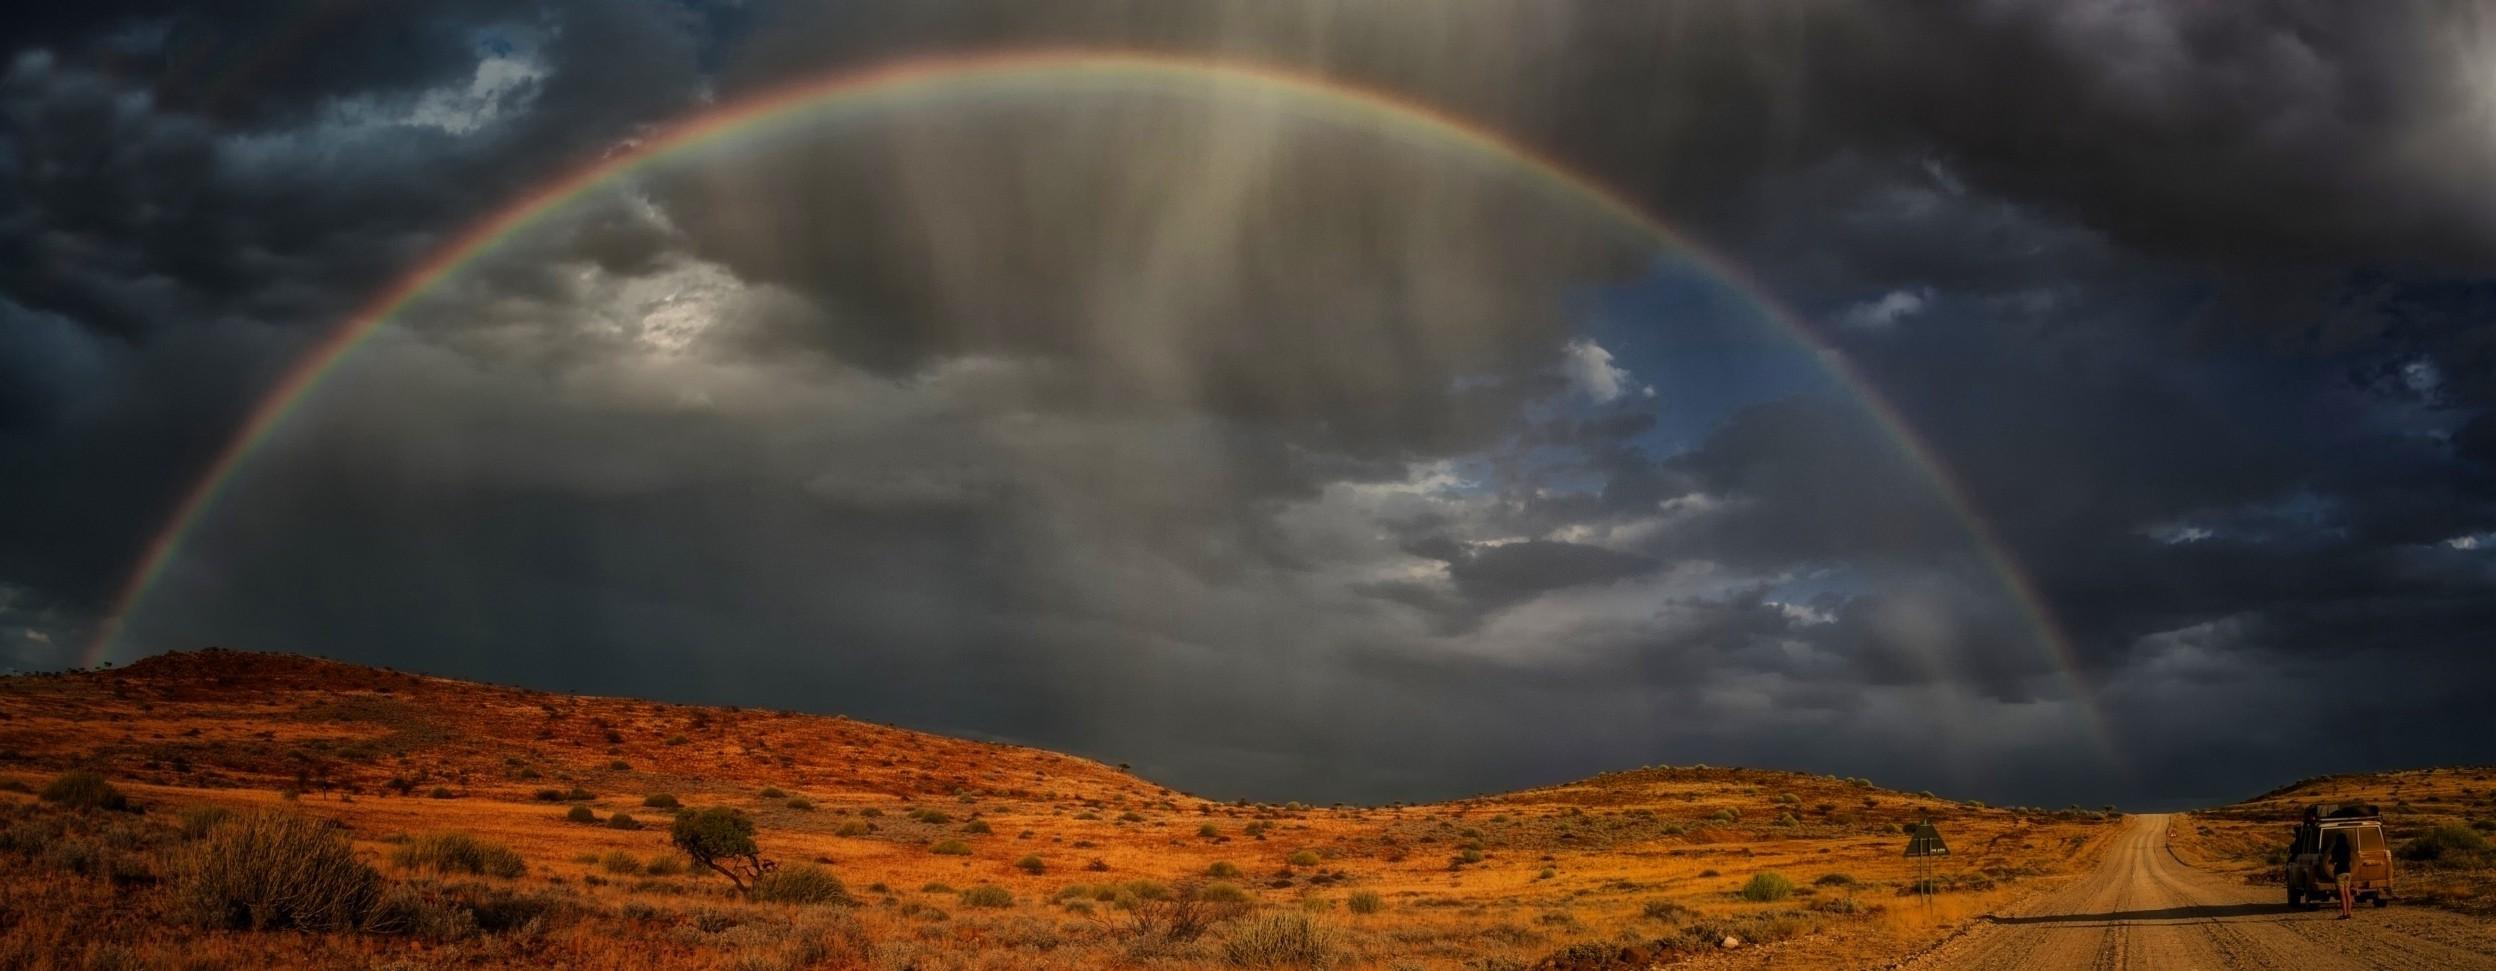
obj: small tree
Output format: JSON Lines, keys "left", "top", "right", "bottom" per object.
{"left": 671, "top": 807, "right": 771, "bottom": 893}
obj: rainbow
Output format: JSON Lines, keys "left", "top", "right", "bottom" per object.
{"left": 87, "top": 49, "right": 2114, "bottom": 757}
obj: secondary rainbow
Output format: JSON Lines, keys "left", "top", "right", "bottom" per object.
{"left": 87, "top": 49, "right": 2115, "bottom": 757}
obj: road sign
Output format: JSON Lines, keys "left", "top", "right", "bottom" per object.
{"left": 1904, "top": 820, "right": 1950, "bottom": 858}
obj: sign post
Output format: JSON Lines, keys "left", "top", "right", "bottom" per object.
{"left": 1903, "top": 819, "right": 1950, "bottom": 906}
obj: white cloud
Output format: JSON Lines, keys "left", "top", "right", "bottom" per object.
{"left": 1839, "top": 287, "right": 1934, "bottom": 331}
{"left": 405, "top": 51, "right": 546, "bottom": 135}
{"left": 1561, "top": 338, "right": 1638, "bottom": 402}
{"left": 2401, "top": 358, "right": 2442, "bottom": 395}
{"left": 2143, "top": 522, "right": 2215, "bottom": 544}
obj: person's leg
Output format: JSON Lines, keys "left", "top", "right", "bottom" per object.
{"left": 2338, "top": 875, "right": 2353, "bottom": 918}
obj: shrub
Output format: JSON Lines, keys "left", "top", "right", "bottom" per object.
{"left": 607, "top": 759, "right": 631, "bottom": 771}
{"left": 1207, "top": 860, "right": 1242, "bottom": 878}
{"left": 393, "top": 833, "right": 526, "bottom": 878}
{"left": 40, "top": 771, "right": 129, "bottom": 812}
{"left": 606, "top": 812, "right": 644, "bottom": 831}
{"left": 1707, "top": 808, "right": 1740, "bottom": 823}
{"left": 1016, "top": 854, "right": 1047, "bottom": 875}
{"left": 834, "top": 821, "right": 870, "bottom": 837}
{"left": 174, "top": 810, "right": 381, "bottom": 931}
{"left": 1200, "top": 823, "right": 1222, "bottom": 838}
{"left": 533, "top": 789, "right": 566, "bottom": 802}
{"left": 2399, "top": 823, "right": 2489, "bottom": 862}
{"left": 644, "top": 854, "right": 689, "bottom": 877}
{"left": 759, "top": 787, "right": 786, "bottom": 799}
{"left": 1201, "top": 881, "right": 1252, "bottom": 904}
{"left": 931, "top": 839, "right": 971, "bottom": 856}
{"left": 564, "top": 805, "right": 598, "bottom": 824}
{"left": 428, "top": 787, "right": 457, "bottom": 799}
{"left": 960, "top": 884, "right": 1014, "bottom": 908}
{"left": 753, "top": 864, "right": 851, "bottom": 905}
{"left": 600, "top": 851, "right": 641, "bottom": 874}
{"left": 1740, "top": 871, "right": 1795, "bottom": 902}
{"left": 671, "top": 807, "right": 765, "bottom": 892}
{"left": 1814, "top": 872, "right": 1858, "bottom": 887}
{"left": 1285, "top": 850, "right": 1321, "bottom": 867}
{"left": 1222, "top": 912, "right": 1337, "bottom": 968}
{"left": 785, "top": 797, "right": 814, "bottom": 811}
{"left": 960, "top": 819, "right": 992, "bottom": 834}
{"left": 1641, "top": 898, "right": 1688, "bottom": 921}
{"left": 1346, "top": 890, "right": 1384, "bottom": 914}
{"left": 643, "top": 793, "right": 680, "bottom": 809}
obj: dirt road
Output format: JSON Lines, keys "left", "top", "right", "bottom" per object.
{"left": 1904, "top": 813, "right": 2496, "bottom": 970}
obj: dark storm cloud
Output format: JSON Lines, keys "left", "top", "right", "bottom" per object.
{"left": 1361, "top": 538, "right": 1660, "bottom": 632}
{"left": 1807, "top": 2, "right": 2496, "bottom": 270}
{"left": 645, "top": 94, "right": 1644, "bottom": 461}
{"left": 0, "top": 3, "right": 490, "bottom": 126}
{"left": 1, "top": 0, "right": 2492, "bottom": 812}
{"left": 0, "top": 0, "right": 713, "bottom": 611}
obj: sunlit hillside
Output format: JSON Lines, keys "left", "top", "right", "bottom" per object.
{"left": 0, "top": 650, "right": 2120, "bottom": 970}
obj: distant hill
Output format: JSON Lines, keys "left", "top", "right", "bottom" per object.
{"left": 0, "top": 647, "right": 1169, "bottom": 806}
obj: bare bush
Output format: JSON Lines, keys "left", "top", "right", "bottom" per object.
{"left": 174, "top": 810, "right": 382, "bottom": 931}
{"left": 1124, "top": 879, "right": 1250, "bottom": 945}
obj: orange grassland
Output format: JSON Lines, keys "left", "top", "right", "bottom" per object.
{"left": 2172, "top": 765, "right": 2496, "bottom": 918}
{"left": 0, "top": 650, "right": 2122, "bottom": 970}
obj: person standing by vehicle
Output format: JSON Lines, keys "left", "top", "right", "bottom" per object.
{"left": 2330, "top": 831, "right": 2355, "bottom": 919}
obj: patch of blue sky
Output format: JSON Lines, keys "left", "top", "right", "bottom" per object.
{"left": 1564, "top": 255, "right": 1842, "bottom": 456}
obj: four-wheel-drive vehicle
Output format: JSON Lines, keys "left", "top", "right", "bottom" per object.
{"left": 2284, "top": 804, "right": 2393, "bottom": 908}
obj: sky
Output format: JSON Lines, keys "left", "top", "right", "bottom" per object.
{"left": 1, "top": 1, "right": 2492, "bottom": 811}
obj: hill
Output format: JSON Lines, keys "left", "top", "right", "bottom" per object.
{"left": 2172, "top": 766, "right": 2496, "bottom": 916}
{"left": 0, "top": 649, "right": 2119, "bottom": 970}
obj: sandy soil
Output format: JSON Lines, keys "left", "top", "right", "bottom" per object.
{"left": 1905, "top": 814, "right": 2496, "bottom": 970}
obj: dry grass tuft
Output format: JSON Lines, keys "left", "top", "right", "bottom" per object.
{"left": 392, "top": 832, "right": 526, "bottom": 879}
{"left": 1222, "top": 912, "right": 1338, "bottom": 968}
{"left": 752, "top": 864, "right": 851, "bottom": 905}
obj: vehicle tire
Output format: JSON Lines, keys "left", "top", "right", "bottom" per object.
{"left": 2372, "top": 896, "right": 2389, "bottom": 908}
{"left": 2286, "top": 886, "right": 2301, "bottom": 907}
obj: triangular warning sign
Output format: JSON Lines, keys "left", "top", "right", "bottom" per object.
{"left": 1904, "top": 820, "right": 1950, "bottom": 857}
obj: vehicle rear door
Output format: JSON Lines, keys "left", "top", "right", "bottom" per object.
{"left": 2354, "top": 825, "right": 2391, "bottom": 883}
